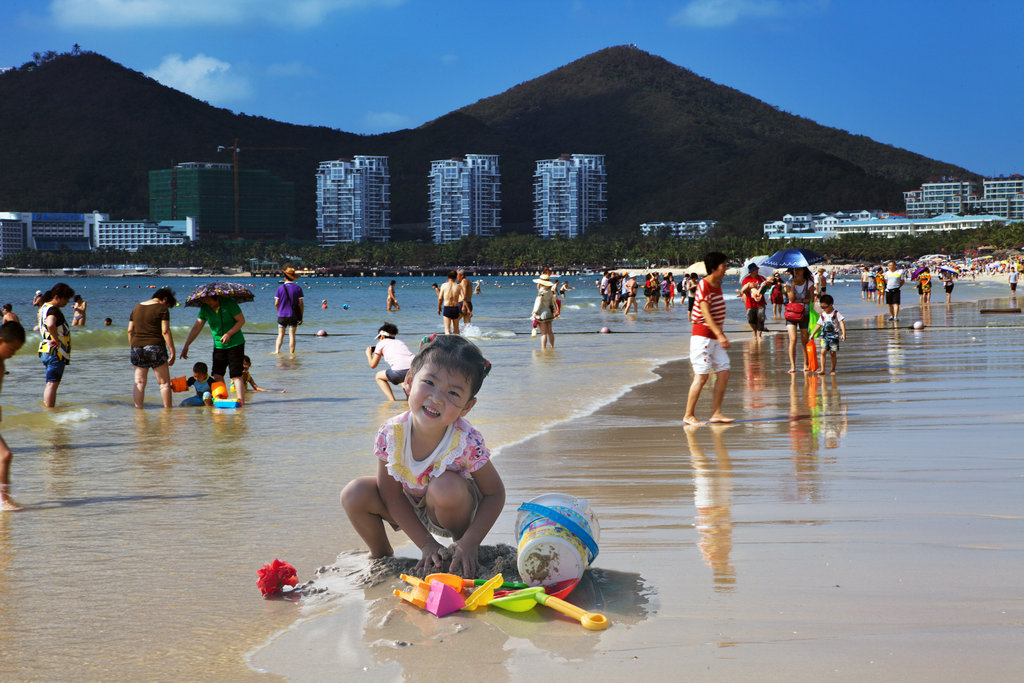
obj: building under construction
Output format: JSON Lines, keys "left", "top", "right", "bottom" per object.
{"left": 149, "top": 162, "right": 294, "bottom": 240}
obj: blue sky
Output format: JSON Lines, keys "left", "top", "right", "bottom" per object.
{"left": 3, "top": 0, "right": 1022, "bottom": 176}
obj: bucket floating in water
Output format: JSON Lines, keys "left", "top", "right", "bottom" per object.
{"left": 515, "top": 493, "right": 600, "bottom": 587}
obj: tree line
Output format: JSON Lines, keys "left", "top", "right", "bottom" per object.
{"left": 3, "top": 221, "right": 1020, "bottom": 272}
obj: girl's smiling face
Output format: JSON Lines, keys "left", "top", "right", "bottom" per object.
{"left": 404, "top": 361, "right": 476, "bottom": 432}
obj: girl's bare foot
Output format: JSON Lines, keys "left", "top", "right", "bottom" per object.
{"left": 708, "top": 414, "right": 735, "bottom": 424}
{"left": 683, "top": 416, "right": 704, "bottom": 426}
{"left": 1, "top": 498, "right": 24, "bottom": 511}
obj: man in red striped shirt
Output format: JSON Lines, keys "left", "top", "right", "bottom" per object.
{"left": 684, "top": 252, "right": 734, "bottom": 426}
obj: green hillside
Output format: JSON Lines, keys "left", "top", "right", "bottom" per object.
{"left": 0, "top": 47, "right": 974, "bottom": 239}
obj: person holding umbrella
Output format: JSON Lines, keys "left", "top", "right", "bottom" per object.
{"left": 180, "top": 283, "right": 250, "bottom": 406}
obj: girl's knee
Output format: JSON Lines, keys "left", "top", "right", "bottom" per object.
{"left": 425, "top": 472, "right": 473, "bottom": 511}
{"left": 340, "top": 477, "right": 378, "bottom": 512}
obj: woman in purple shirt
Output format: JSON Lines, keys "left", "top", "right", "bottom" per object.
{"left": 274, "top": 267, "right": 304, "bottom": 354}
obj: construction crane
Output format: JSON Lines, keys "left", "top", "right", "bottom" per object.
{"left": 216, "top": 138, "right": 305, "bottom": 239}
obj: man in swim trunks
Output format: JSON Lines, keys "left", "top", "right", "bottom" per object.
{"left": 437, "top": 271, "right": 464, "bottom": 335}
{"left": 457, "top": 269, "right": 473, "bottom": 326}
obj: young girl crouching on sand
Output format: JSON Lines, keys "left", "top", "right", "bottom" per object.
{"left": 341, "top": 335, "right": 504, "bottom": 578}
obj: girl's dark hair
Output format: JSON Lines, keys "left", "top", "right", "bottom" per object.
{"left": 409, "top": 335, "right": 490, "bottom": 397}
{"left": 378, "top": 323, "right": 399, "bottom": 337}
{"left": 153, "top": 288, "right": 177, "bottom": 307}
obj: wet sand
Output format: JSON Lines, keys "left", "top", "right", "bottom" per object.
{"left": 252, "top": 295, "right": 1024, "bottom": 680}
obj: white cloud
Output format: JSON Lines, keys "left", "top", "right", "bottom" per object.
{"left": 146, "top": 54, "right": 253, "bottom": 104}
{"left": 362, "top": 111, "right": 413, "bottom": 132}
{"left": 49, "top": 0, "right": 404, "bottom": 29}
{"left": 670, "top": 0, "right": 783, "bottom": 28}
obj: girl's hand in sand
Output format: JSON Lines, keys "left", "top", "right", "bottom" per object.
{"left": 414, "top": 539, "right": 445, "bottom": 572}
{"left": 446, "top": 539, "right": 479, "bottom": 578}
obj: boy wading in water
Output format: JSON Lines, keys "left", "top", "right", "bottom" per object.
{"left": 684, "top": 252, "right": 734, "bottom": 426}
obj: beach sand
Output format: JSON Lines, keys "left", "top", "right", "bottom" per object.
{"left": 251, "top": 294, "right": 1024, "bottom": 680}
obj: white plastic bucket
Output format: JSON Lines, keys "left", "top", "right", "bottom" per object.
{"left": 514, "top": 493, "right": 600, "bottom": 586}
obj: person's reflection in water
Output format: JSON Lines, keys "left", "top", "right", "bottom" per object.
{"left": 685, "top": 424, "right": 735, "bottom": 592}
{"left": 818, "top": 374, "right": 848, "bottom": 450}
{"left": 788, "top": 374, "right": 822, "bottom": 502}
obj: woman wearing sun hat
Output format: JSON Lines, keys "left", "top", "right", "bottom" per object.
{"left": 274, "top": 267, "right": 304, "bottom": 355}
{"left": 531, "top": 270, "right": 557, "bottom": 349}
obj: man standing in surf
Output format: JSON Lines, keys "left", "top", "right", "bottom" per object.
{"left": 683, "top": 252, "right": 734, "bottom": 426}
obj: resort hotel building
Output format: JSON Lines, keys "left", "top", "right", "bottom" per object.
{"left": 428, "top": 155, "right": 501, "bottom": 243}
{"left": 534, "top": 154, "right": 606, "bottom": 239}
{"left": 316, "top": 157, "right": 391, "bottom": 245}
{"left": 640, "top": 220, "right": 717, "bottom": 239}
{"left": 904, "top": 176, "right": 1024, "bottom": 220}
{"left": 763, "top": 211, "right": 886, "bottom": 239}
{"left": 0, "top": 211, "right": 197, "bottom": 256}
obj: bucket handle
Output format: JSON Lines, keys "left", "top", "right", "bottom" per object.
{"left": 517, "top": 503, "right": 599, "bottom": 564}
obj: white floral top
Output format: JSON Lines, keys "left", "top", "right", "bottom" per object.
{"left": 375, "top": 411, "right": 490, "bottom": 505}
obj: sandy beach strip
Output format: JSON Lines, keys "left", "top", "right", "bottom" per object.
{"left": 251, "top": 290, "right": 1024, "bottom": 680}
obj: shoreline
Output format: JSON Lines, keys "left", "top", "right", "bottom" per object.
{"left": 250, "top": 282, "right": 1023, "bottom": 679}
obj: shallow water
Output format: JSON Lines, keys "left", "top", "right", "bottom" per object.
{"left": 1, "top": 273, "right": 1014, "bottom": 679}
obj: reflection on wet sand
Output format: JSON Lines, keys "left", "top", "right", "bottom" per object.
{"left": 685, "top": 425, "right": 734, "bottom": 592}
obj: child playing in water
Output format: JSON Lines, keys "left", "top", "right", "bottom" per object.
{"left": 241, "top": 355, "right": 284, "bottom": 393}
{"left": 341, "top": 335, "right": 504, "bottom": 577}
{"left": 0, "top": 321, "right": 26, "bottom": 510}
{"left": 180, "top": 362, "right": 214, "bottom": 406}
{"left": 811, "top": 294, "right": 846, "bottom": 375}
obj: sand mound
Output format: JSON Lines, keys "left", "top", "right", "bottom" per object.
{"left": 294, "top": 544, "right": 522, "bottom": 599}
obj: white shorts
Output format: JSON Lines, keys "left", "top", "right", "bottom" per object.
{"left": 690, "top": 335, "right": 730, "bottom": 375}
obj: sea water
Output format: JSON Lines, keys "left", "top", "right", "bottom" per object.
{"left": 0, "top": 273, "right": 1007, "bottom": 678}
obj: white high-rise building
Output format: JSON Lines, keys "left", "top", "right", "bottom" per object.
{"left": 428, "top": 155, "right": 501, "bottom": 243}
{"left": 316, "top": 157, "right": 390, "bottom": 245}
{"left": 534, "top": 154, "right": 606, "bottom": 239}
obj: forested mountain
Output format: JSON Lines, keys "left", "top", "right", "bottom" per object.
{"left": 0, "top": 46, "right": 973, "bottom": 239}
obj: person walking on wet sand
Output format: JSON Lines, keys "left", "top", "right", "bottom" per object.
{"left": 684, "top": 252, "right": 733, "bottom": 426}
{"left": 883, "top": 261, "right": 904, "bottom": 321}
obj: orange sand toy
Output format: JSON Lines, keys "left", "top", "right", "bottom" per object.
{"left": 393, "top": 574, "right": 431, "bottom": 609}
{"left": 170, "top": 376, "right": 188, "bottom": 392}
{"left": 210, "top": 381, "right": 229, "bottom": 400}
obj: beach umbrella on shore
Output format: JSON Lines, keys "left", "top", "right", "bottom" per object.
{"left": 938, "top": 265, "right": 960, "bottom": 275}
{"left": 185, "top": 281, "right": 256, "bottom": 307}
{"left": 762, "top": 248, "right": 825, "bottom": 270}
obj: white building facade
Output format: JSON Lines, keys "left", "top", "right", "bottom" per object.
{"left": 316, "top": 156, "right": 391, "bottom": 245}
{"left": 763, "top": 210, "right": 885, "bottom": 239}
{"left": 904, "top": 176, "right": 1024, "bottom": 220}
{"left": 534, "top": 154, "right": 606, "bottom": 239}
{"left": 94, "top": 217, "right": 198, "bottom": 251}
{"left": 832, "top": 213, "right": 1006, "bottom": 238}
{"left": 428, "top": 155, "right": 501, "bottom": 243}
{"left": 0, "top": 211, "right": 104, "bottom": 253}
{"left": 640, "top": 220, "right": 717, "bottom": 239}
{"left": 904, "top": 178, "right": 978, "bottom": 218}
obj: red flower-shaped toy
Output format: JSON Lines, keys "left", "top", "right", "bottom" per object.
{"left": 257, "top": 558, "right": 298, "bottom": 598}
